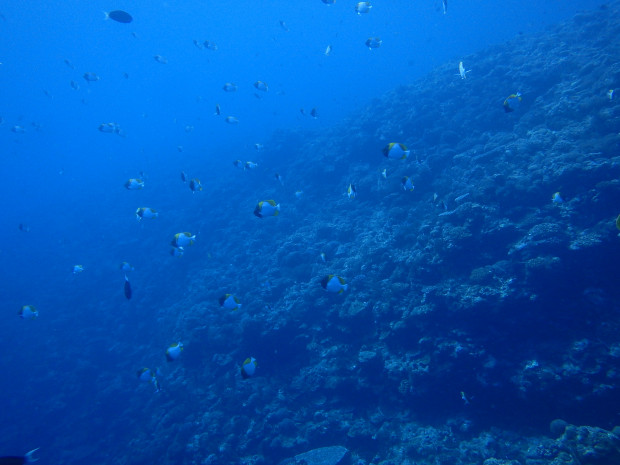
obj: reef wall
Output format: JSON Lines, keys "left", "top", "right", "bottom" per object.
{"left": 149, "top": 3, "right": 620, "bottom": 465}
{"left": 25, "top": 3, "right": 620, "bottom": 465}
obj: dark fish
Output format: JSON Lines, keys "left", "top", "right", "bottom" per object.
{"left": 124, "top": 275, "right": 132, "bottom": 300}
{"left": 203, "top": 41, "right": 218, "bottom": 51}
{"left": 18, "top": 223, "right": 30, "bottom": 232}
{"left": 0, "top": 449, "right": 39, "bottom": 465}
{"left": 106, "top": 10, "right": 133, "bottom": 23}
{"left": 310, "top": 108, "right": 318, "bottom": 118}
{"left": 83, "top": 72, "right": 100, "bottom": 82}
{"left": 181, "top": 171, "right": 187, "bottom": 182}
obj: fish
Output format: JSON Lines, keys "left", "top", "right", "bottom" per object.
{"left": 214, "top": 103, "right": 221, "bottom": 116}
{"left": 222, "top": 83, "right": 237, "bottom": 92}
{"left": 320, "top": 252, "right": 326, "bottom": 262}
{"left": 254, "top": 81, "right": 269, "bottom": 92}
{"left": 64, "top": 59, "right": 75, "bottom": 69}
{"left": 73, "top": 265, "right": 84, "bottom": 274}
{"left": 83, "top": 72, "right": 100, "bottom": 82}
{"left": 321, "top": 0, "right": 335, "bottom": 4}
{"left": 458, "top": 61, "right": 470, "bottom": 79}
{"left": 125, "top": 178, "right": 144, "bottom": 190}
{"left": 19, "top": 305, "right": 38, "bottom": 320}
{"left": 383, "top": 142, "right": 410, "bottom": 160}
{"left": 365, "top": 37, "right": 382, "bottom": 49}
{"left": 461, "top": 391, "right": 469, "bottom": 404}
{"left": 442, "top": 0, "right": 447, "bottom": 14}
{"left": 203, "top": 41, "right": 218, "bottom": 51}
{"left": 401, "top": 176, "right": 414, "bottom": 191}
{"left": 355, "top": 2, "right": 372, "bottom": 14}
{"left": 18, "top": 223, "right": 30, "bottom": 233}
{"left": 552, "top": 192, "right": 564, "bottom": 204}
{"left": 225, "top": 116, "right": 239, "bottom": 124}
{"left": 70, "top": 80, "right": 79, "bottom": 90}
{"left": 503, "top": 93, "right": 522, "bottom": 112}
{"left": 177, "top": 146, "right": 183, "bottom": 152}
{"left": 381, "top": 169, "right": 387, "bottom": 179}
{"left": 254, "top": 143, "right": 264, "bottom": 151}
{"left": 321, "top": 275, "right": 348, "bottom": 294}
{"left": 171, "top": 232, "right": 196, "bottom": 248}
{"left": 254, "top": 200, "right": 280, "bottom": 218}
{"left": 347, "top": 183, "right": 357, "bottom": 199}
{"left": 120, "top": 262, "right": 134, "bottom": 272}
{"left": 180, "top": 171, "right": 188, "bottom": 182}
{"left": 193, "top": 39, "right": 203, "bottom": 49}
{"left": 279, "top": 20, "right": 289, "bottom": 31}
{"left": 310, "top": 108, "right": 318, "bottom": 118}
{"left": 608, "top": 89, "right": 615, "bottom": 100}
{"left": 105, "top": 10, "right": 133, "bottom": 23}
{"left": 137, "top": 367, "right": 161, "bottom": 392}
{"left": 165, "top": 342, "right": 184, "bottom": 362}
{"left": 124, "top": 275, "right": 132, "bottom": 300}
{"left": 244, "top": 161, "right": 258, "bottom": 170}
{"left": 295, "top": 190, "right": 304, "bottom": 199}
{"left": 0, "top": 449, "right": 40, "bottom": 465}
{"left": 189, "top": 178, "right": 203, "bottom": 192}
{"left": 154, "top": 55, "right": 168, "bottom": 64}
{"left": 99, "top": 122, "right": 122, "bottom": 134}
{"left": 135, "top": 207, "right": 158, "bottom": 221}
{"left": 325, "top": 45, "right": 332, "bottom": 56}
{"left": 275, "top": 173, "right": 284, "bottom": 185}
{"left": 616, "top": 214, "right": 620, "bottom": 231}
{"left": 233, "top": 160, "right": 243, "bottom": 169}
{"left": 241, "top": 357, "right": 257, "bottom": 379}
{"left": 11, "top": 126, "right": 25, "bottom": 134}
{"left": 185, "top": 125, "right": 194, "bottom": 133}
{"left": 170, "top": 246, "right": 184, "bottom": 257}
{"left": 219, "top": 294, "right": 242, "bottom": 311}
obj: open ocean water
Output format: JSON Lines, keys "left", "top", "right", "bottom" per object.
{"left": 1, "top": 1, "right": 619, "bottom": 464}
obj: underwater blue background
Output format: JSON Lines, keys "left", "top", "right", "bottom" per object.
{"left": 1, "top": 1, "right": 618, "bottom": 464}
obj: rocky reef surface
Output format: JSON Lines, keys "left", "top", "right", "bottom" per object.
{"left": 122, "top": 3, "right": 620, "bottom": 465}
{"left": 5, "top": 3, "right": 620, "bottom": 465}
{"left": 119, "top": 3, "right": 620, "bottom": 463}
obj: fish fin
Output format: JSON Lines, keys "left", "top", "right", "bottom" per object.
{"left": 25, "top": 448, "right": 40, "bottom": 463}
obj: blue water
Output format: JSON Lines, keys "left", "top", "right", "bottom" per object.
{"left": 0, "top": 1, "right": 611, "bottom": 464}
